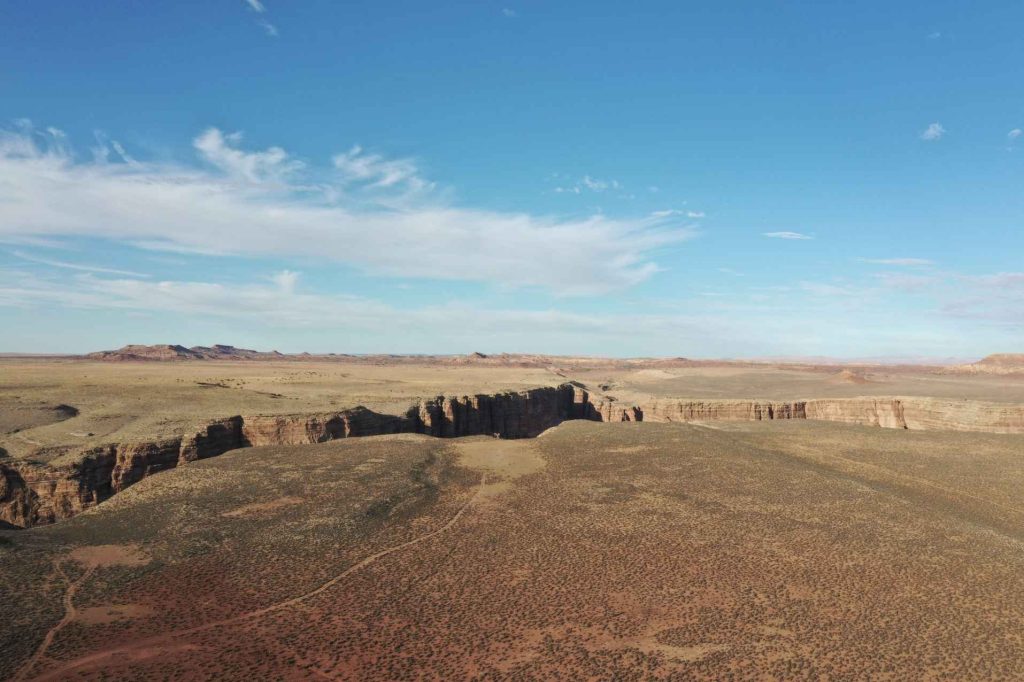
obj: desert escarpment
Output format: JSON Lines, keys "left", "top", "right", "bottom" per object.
{"left": 4, "top": 385, "right": 1024, "bottom": 528}
{"left": 0, "top": 386, "right": 578, "bottom": 527}
{"left": 593, "top": 395, "right": 1024, "bottom": 432}
{"left": 946, "top": 353, "right": 1024, "bottom": 376}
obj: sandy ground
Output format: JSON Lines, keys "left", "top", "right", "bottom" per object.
{"left": 574, "top": 364, "right": 1024, "bottom": 403}
{"left": 0, "top": 359, "right": 562, "bottom": 462}
{"left": 4, "top": 357, "right": 1024, "bottom": 465}
{"left": 3, "top": 421, "right": 1024, "bottom": 680}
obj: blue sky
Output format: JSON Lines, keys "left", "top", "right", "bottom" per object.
{"left": 1, "top": 1, "right": 1022, "bottom": 358}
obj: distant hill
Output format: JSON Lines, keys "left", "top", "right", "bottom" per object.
{"left": 78, "top": 345, "right": 988, "bottom": 373}
{"left": 945, "top": 354, "right": 1024, "bottom": 376}
{"left": 87, "top": 344, "right": 203, "bottom": 361}
{"left": 87, "top": 344, "right": 284, "bottom": 361}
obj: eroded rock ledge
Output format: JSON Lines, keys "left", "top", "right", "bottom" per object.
{"left": 0, "top": 386, "right": 577, "bottom": 527}
{"left": 3, "top": 385, "right": 1024, "bottom": 528}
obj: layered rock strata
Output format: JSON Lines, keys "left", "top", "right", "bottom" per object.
{"left": 3, "top": 385, "right": 1024, "bottom": 528}
{"left": 1, "top": 386, "right": 577, "bottom": 527}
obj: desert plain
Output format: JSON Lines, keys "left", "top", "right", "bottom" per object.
{"left": 2, "top": 349, "right": 1024, "bottom": 680}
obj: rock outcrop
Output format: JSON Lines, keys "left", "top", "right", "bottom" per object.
{"left": 0, "top": 386, "right": 577, "bottom": 528}
{"left": 4, "top": 384, "right": 1024, "bottom": 529}
{"left": 946, "top": 354, "right": 1024, "bottom": 376}
{"left": 87, "top": 344, "right": 205, "bottom": 361}
{"left": 87, "top": 344, "right": 277, "bottom": 361}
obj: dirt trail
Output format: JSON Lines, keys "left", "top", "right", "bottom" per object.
{"left": 13, "top": 562, "right": 95, "bottom": 681}
{"left": 25, "top": 473, "right": 487, "bottom": 682}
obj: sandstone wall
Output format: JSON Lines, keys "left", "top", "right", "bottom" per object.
{"left": 3, "top": 385, "right": 1024, "bottom": 528}
{"left": 0, "top": 386, "right": 575, "bottom": 528}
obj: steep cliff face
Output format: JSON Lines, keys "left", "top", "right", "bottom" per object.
{"left": 4, "top": 384, "right": 1024, "bottom": 529}
{"left": 0, "top": 386, "right": 576, "bottom": 528}
{"left": 803, "top": 399, "right": 907, "bottom": 429}
{"left": 635, "top": 399, "right": 807, "bottom": 423}
{"left": 413, "top": 388, "right": 576, "bottom": 438}
{"left": 629, "top": 396, "right": 1024, "bottom": 433}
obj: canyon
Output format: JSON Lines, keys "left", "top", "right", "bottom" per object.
{"left": 4, "top": 382, "right": 1024, "bottom": 528}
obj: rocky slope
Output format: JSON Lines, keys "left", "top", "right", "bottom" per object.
{"left": 946, "top": 354, "right": 1024, "bottom": 376}
{"left": 87, "top": 344, "right": 285, "bottom": 361}
{"left": 0, "top": 386, "right": 578, "bottom": 527}
{"left": 3, "top": 384, "right": 1024, "bottom": 528}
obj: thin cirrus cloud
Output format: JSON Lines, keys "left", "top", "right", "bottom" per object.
{"left": 332, "top": 145, "right": 432, "bottom": 193}
{"left": 242, "top": 0, "right": 278, "bottom": 36}
{"left": 0, "top": 269, "right": 742, "bottom": 346}
{"left": 553, "top": 175, "right": 622, "bottom": 194}
{"left": 859, "top": 258, "right": 934, "bottom": 267}
{"left": 762, "top": 231, "right": 813, "bottom": 240}
{"left": 920, "top": 122, "right": 946, "bottom": 141}
{"left": 10, "top": 250, "right": 151, "bottom": 278}
{"left": 0, "top": 123, "right": 694, "bottom": 296}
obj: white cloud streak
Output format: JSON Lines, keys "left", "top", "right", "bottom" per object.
{"left": 242, "top": 0, "right": 277, "bottom": 36}
{"left": 554, "top": 175, "right": 621, "bottom": 194}
{"left": 332, "top": 145, "right": 430, "bottom": 193}
{"left": 10, "top": 250, "right": 151, "bottom": 277}
{"left": 271, "top": 269, "right": 299, "bottom": 293}
{"left": 920, "top": 122, "right": 946, "bottom": 141}
{"left": 194, "top": 128, "right": 302, "bottom": 183}
{"left": 762, "top": 231, "right": 813, "bottom": 240}
{"left": 0, "top": 124, "right": 693, "bottom": 296}
{"left": 860, "top": 258, "right": 934, "bottom": 266}
{"left": 0, "top": 270, "right": 736, "bottom": 345}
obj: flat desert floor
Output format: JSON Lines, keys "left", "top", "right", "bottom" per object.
{"left": 4, "top": 358, "right": 1024, "bottom": 464}
{"left": 3, "top": 419, "right": 1024, "bottom": 680}
{"left": 0, "top": 360, "right": 561, "bottom": 464}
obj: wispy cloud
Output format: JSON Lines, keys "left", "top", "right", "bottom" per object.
{"left": 332, "top": 145, "right": 431, "bottom": 193}
{"left": 943, "top": 272, "right": 1024, "bottom": 326}
{"left": 873, "top": 272, "right": 940, "bottom": 291}
{"left": 763, "top": 231, "right": 813, "bottom": 240}
{"left": 11, "top": 250, "right": 150, "bottom": 278}
{"left": 0, "top": 123, "right": 694, "bottom": 296}
{"left": 0, "top": 270, "right": 744, "bottom": 347}
{"left": 554, "top": 175, "right": 622, "bottom": 194}
{"left": 927, "top": 31, "right": 942, "bottom": 40}
{"left": 799, "top": 281, "right": 860, "bottom": 297}
{"left": 687, "top": 211, "right": 706, "bottom": 219}
{"left": 502, "top": 8, "right": 518, "bottom": 18}
{"left": 270, "top": 269, "right": 299, "bottom": 293}
{"left": 243, "top": 0, "right": 277, "bottom": 36}
{"left": 859, "top": 257, "right": 934, "bottom": 267}
{"left": 1009, "top": 129, "right": 1022, "bottom": 140}
{"left": 194, "top": 128, "right": 302, "bottom": 183}
{"left": 920, "top": 122, "right": 946, "bottom": 141}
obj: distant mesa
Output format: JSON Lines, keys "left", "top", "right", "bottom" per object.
{"left": 976, "top": 353, "right": 1024, "bottom": 367}
{"left": 946, "top": 354, "right": 1024, "bottom": 376}
{"left": 88, "top": 344, "right": 266, "bottom": 362}
{"left": 87, "top": 344, "right": 202, "bottom": 361}
{"left": 830, "top": 369, "right": 873, "bottom": 385}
